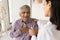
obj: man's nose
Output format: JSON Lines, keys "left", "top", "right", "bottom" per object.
{"left": 25, "top": 13, "right": 28, "bottom": 16}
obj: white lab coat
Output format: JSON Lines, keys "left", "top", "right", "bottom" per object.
{"left": 31, "top": 20, "right": 60, "bottom": 40}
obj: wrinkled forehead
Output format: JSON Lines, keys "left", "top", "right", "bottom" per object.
{"left": 21, "top": 7, "right": 29, "bottom": 10}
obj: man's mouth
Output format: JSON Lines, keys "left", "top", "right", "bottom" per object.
{"left": 24, "top": 17, "right": 28, "bottom": 18}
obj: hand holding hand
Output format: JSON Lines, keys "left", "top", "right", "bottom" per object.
{"left": 29, "top": 27, "right": 35, "bottom": 36}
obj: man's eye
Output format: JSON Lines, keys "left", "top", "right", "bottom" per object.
{"left": 27, "top": 12, "right": 30, "bottom": 13}
{"left": 22, "top": 12, "right": 25, "bottom": 14}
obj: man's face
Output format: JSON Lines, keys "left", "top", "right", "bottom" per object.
{"left": 20, "top": 7, "right": 30, "bottom": 22}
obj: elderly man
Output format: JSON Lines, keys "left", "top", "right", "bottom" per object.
{"left": 10, "top": 5, "right": 38, "bottom": 40}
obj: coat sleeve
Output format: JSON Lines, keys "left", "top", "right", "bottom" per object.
{"left": 31, "top": 35, "right": 37, "bottom": 40}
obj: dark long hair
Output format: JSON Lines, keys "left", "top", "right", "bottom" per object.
{"left": 46, "top": 0, "right": 60, "bottom": 30}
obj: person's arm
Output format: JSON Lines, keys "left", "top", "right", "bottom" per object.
{"left": 31, "top": 35, "right": 37, "bottom": 40}
{"left": 10, "top": 21, "right": 29, "bottom": 38}
{"left": 10, "top": 21, "right": 22, "bottom": 38}
{"left": 33, "top": 21, "right": 38, "bottom": 35}
{"left": 10, "top": 27, "right": 22, "bottom": 38}
{"left": 29, "top": 27, "right": 37, "bottom": 40}
{"left": 29, "top": 20, "right": 40, "bottom": 40}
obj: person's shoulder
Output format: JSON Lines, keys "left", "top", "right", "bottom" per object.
{"left": 15, "top": 19, "right": 21, "bottom": 23}
{"left": 37, "top": 20, "right": 47, "bottom": 25}
{"left": 44, "top": 21, "right": 57, "bottom": 29}
{"left": 30, "top": 18, "right": 39, "bottom": 23}
{"left": 13, "top": 19, "right": 21, "bottom": 25}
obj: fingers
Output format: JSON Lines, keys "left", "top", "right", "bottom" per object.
{"left": 29, "top": 27, "right": 36, "bottom": 36}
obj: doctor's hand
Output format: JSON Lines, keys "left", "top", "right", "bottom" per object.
{"left": 29, "top": 27, "right": 35, "bottom": 36}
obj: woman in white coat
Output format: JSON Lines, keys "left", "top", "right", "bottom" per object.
{"left": 29, "top": 0, "right": 60, "bottom": 40}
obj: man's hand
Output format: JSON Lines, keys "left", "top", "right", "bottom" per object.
{"left": 29, "top": 27, "right": 36, "bottom": 36}
{"left": 20, "top": 26, "right": 29, "bottom": 33}
{"left": 32, "top": 18, "right": 38, "bottom": 23}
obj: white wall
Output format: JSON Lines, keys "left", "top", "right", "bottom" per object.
{"left": 9, "top": 0, "right": 30, "bottom": 23}
{"left": 0, "top": 0, "right": 2, "bottom": 1}
{"left": 1, "top": 0, "right": 10, "bottom": 31}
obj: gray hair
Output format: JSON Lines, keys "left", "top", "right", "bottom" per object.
{"left": 20, "top": 5, "right": 30, "bottom": 11}
{"left": 20, "top": 5, "right": 30, "bottom": 10}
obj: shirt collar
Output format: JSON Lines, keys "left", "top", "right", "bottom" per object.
{"left": 20, "top": 18, "right": 32, "bottom": 24}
